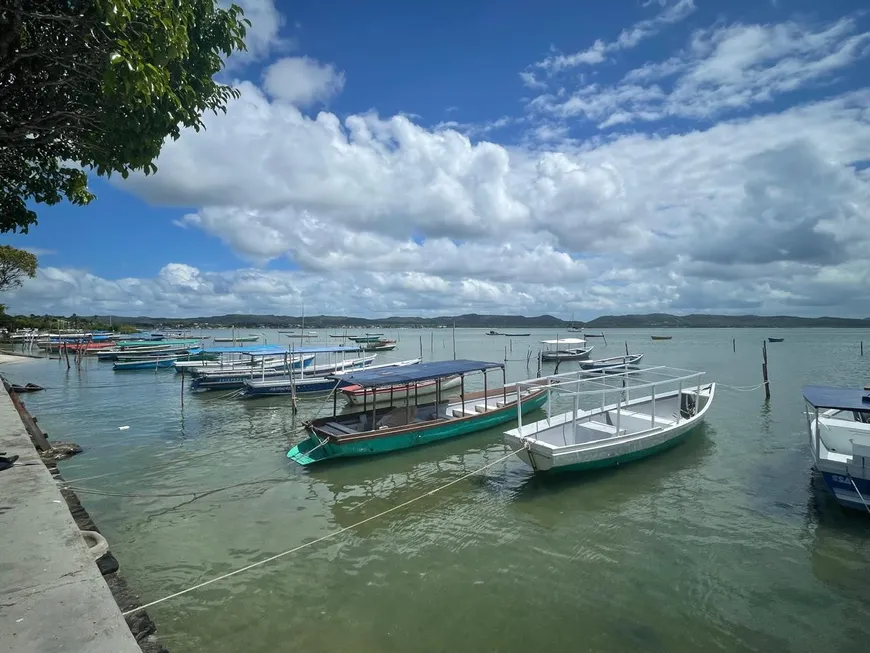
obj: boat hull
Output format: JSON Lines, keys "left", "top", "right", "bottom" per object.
{"left": 342, "top": 376, "right": 462, "bottom": 405}
{"left": 512, "top": 421, "right": 699, "bottom": 472}
{"left": 242, "top": 378, "right": 352, "bottom": 396}
{"left": 288, "top": 389, "right": 548, "bottom": 465}
{"left": 507, "top": 383, "right": 714, "bottom": 472}
{"left": 819, "top": 470, "right": 870, "bottom": 511}
{"left": 113, "top": 358, "right": 177, "bottom": 370}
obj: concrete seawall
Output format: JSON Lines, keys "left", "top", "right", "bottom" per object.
{"left": 0, "top": 388, "right": 149, "bottom": 652}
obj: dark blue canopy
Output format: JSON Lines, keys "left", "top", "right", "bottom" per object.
{"left": 803, "top": 385, "right": 870, "bottom": 411}
{"left": 332, "top": 359, "right": 503, "bottom": 387}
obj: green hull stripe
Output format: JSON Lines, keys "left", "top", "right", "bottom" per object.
{"left": 288, "top": 393, "right": 547, "bottom": 465}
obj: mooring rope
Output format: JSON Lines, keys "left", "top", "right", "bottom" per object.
{"left": 121, "top": 448, "right": 518, "bottom": 616}
{"left": 718, "top": 381, "right": 769, "bottom": 392}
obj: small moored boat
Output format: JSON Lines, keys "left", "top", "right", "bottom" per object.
{"left": 580, "top": 353, "right": 644, "bottom": 371}
{"left": 768, "top": 337, "right": 784, "bottom": 343}
{"left": 213, "top": 335, "right": 260, "bottom": 343}
{"left": 540, "top": 338, "right": 593, "bottom": 362}
{"left": 113, "top": 357, "right": 178, "bottom": 371}
{"left": 650, "top": 335, "right": 672, "bottom": 341}
{"left": 803, "top": 385, "right": 870, "bottom": 512}
{"left": 502, "top": 332, "right": 530, "bottom": 337}
{"left": 287, "top": 360, "right": 549, "bottom": 465}
{"left": 341, "top": 374, "right": 462, "bottom": 405}
{"left": 504, "top": 366, "right": 715, "bottom": 472}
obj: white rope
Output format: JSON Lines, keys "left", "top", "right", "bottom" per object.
{"left": 122, "top": 447, "right": 518, "bottom": 616}
{"left": 718, "top": 381, "right": 769, "bottom": 392}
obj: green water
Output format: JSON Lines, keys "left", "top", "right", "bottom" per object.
{"left": 9, "top": 328, "right": 870, "bottom": 652}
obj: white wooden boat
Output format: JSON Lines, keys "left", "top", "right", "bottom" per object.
{"left": 505, "top": 366, "right": 715, "bottom": 472}
{"left": 803, "top": 386, "right": 870, "bottom": 512}
{"left": 540, "top": 338, "right": 593, "bottom": 361}
{"left": 580, "top": 353, "right": 644, "bottom": 371}
{"left": 341, "top": 375, "right": 462, "bottom": 405}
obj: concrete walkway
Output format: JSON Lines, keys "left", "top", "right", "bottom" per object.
{"left": 0, "top": 391, "right": 141, "bottom": 652}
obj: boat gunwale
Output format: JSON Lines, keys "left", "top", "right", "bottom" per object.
{"left": 509, "top": 384, "right": 714, "bottom": 453}
{"left": 307, "top": 385, "right": 548, "bottom": 444}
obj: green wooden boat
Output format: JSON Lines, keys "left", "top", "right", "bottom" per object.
{"left": 288, "top": 360, "right": 548, "bottom": 465}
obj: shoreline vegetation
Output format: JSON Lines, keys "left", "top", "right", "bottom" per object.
{"left": 3, "top": 312, "right": 870, "bottom": 332}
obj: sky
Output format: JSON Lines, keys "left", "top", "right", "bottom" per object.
{"left": 4, "top": 0, "right": 870, "bottom": 319}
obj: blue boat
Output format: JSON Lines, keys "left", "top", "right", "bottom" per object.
{"left": 241, "top": 346, "right": 373, "bottom": 397}
{"left": 113, "top": 357, "right": 177, "bottom": 371}
{"left": 287, "top": 360, "right": 549, "bottom": 465}
{"left": 803, "top": 386, "right": 870, "bottom": 512}
{"left": 189, "top": 349, "right": 317, "bottom": 390}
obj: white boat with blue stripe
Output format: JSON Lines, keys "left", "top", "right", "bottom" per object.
{"left": 803, "top": 385, "right": 870, "bottom": 513}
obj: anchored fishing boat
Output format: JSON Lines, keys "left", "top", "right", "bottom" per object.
{"left": 287, "top": 360, "right": 549, "bottom": 465}
{"left": 362, "top": 339, "right": 397, "bottom": 352}
{"left": 242, "top": 356, "right": 422, "bottom": 398}
{"left": 189, "top": 350, "right": 315, "bottom": 390}
{"left": 113, "top": 357, "right": 178, "bottom": 371}
{"left": 540, "top": 338, "right": 594, "bottom": 362}
{"left": 768, "top": 337, "right": 784, "bottom": 343}
{"left": 580, "top": 353, "right": 644, "bottom": 371}
{"left": 803, "top": 385, "right": 870, "bottom": 512}
{"left": 502, "top": 332, "right": 531, "bottom": 337}
{"left": 504, "top": 366, "right": 715, "bottom": 472}
{"left": 174, "top": 345, "right": 298, "bottom": 373}
{"left": 341, "top": 374, "right": 462, "bottom": 405}
{"left": 650, "top": 335, "right": 672, "bottom": 341}
{"left": 213, "top": 335, "right": 260, "bottom": 343}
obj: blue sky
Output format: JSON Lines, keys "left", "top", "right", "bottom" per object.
{"left": 5, "top": 0, "right": 870, "bottom": 318}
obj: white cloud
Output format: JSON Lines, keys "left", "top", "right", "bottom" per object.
{"left": 531, "top": 17, "right": 870, "bottom": 126}
{"left": 532, "top": 0, "right": 695, "bottom": 73}
{"left": 262, "top": 56, "right": 345, "bottom": 107}
{"left": 223, "top": 0, "right": 289, "bottom": 68}
{"left": 10, "top": 6, "right": 870, "bottom": 320}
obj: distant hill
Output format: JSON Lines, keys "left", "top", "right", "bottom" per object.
{"left": 87, "top": 312, "right": 569, "bottom": 329}
{"left": 7, "top": 311, "right": 870, "bottom": 331}
{"left": 583, "top": 313, "right": 870, "bottom": 329}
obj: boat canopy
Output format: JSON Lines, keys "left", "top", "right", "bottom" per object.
{"left": 541, "top": 338, "right": 586, "bottom": 345}
{"left": 116, "top": 338, "right": 203, "bottom": 347}
{"left": 330, "top": 359, "right": 503, "bottom": 387}
{"left": 803, "top": 385, "right": 870, "bottom": 411}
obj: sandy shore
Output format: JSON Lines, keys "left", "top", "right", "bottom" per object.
{"left": 0, "top": 352, "right": 41, "bottom": 365}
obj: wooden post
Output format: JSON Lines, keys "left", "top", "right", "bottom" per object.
{"left": 862, "top": 340, "right": 864, "bottom": 357}
{"left": 180, "top": 369, "right": 185, "bottom": 408}
{"left": 452, "top": 320, "right": 457, "bottom": 360}
{"left": 419, "top": 336, "right": 423, "bottom": 360}
{"left": 762, "top": 341, "right": 770, "bottom": 400}
{"left": 624, "top": 341, "right": 629, "bottom": 356}
{"left": 733, "top": 338, "right": 736, "bottom": 353}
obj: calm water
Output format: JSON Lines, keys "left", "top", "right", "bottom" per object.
{"left": 8, "top": 328, "right": 870, "bottom": 652}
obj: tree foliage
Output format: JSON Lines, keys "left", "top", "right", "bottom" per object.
{"left": 0, "top": 245, "right": 37, "bottom": 291}
{"left": 0, "top": 0, "right": 250, "bottom": 233}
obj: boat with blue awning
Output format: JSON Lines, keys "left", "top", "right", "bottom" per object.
{"left": 803, "top": 385, "right": 870, "bottom": 513}
{"left": 189, "top": 348, "right": 316, "bottom": 390}
{"left": 287, "top": 359, "right": 549, "bottom": 465}
{"left": 240, "top": 345, "right": 377, "bottom": 397}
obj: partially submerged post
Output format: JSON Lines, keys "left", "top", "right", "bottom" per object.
{"left": 733, "top": 338, "right": 736, "bottom": 353}
{"left": 762, "top": 340, "right": 771, "bottom": 401}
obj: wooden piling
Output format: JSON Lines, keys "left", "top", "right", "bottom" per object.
{"left": 419, "top": 336, "right": 423, "bottom": 360}
{"left": 862, "top": 340, "right": 864, "bottom": 357}
{"left": 732, "top": 337, "right": 736, "bottom": 353}
{"left": 624, "top": 341, "right": 629, "bottom": 356}
{"left": 180, "top": 369, "right": 185, "bottom": 408}
{"left": 762, "top": 341, "right": 770, "bottom": 400}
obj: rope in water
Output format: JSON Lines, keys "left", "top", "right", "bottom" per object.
{"left": 718, "top": 381, "right": 769, "bottom": 392}
{"left": 121, "top": 448, "right": 518, "bottom": 616}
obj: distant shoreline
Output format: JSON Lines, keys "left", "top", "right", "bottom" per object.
{"left": 4, "top": 311, "right": 870, "bottom": 331}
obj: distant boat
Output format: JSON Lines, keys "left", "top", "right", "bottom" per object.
{"left": 768, "top": 337, "right": 784, "bottom": 343}
{"left": 540, "top": 338, "right": 593, "bottom": 362}
{"left": 363, "top": 339, "right": 397, "bottom": 352}
{"left": 584, "top": 332, "right": 606, "bottom": 338}
{"left": 213, "top": 335, "right": 259, "bottom": 343}
{"left": 580, "top": 353, "right": 644, "bottom": 371}
{"left": 502, "top": 332, "right": 530, "bottom": 337}
{"left": 486, "top": 330, "right": 503, "bottom": 336}
{"left": 113, "top": 357, "right": 177, "bottom": 371}
{"left": 651, "top": 335, "right": 672, "bottom": 341}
